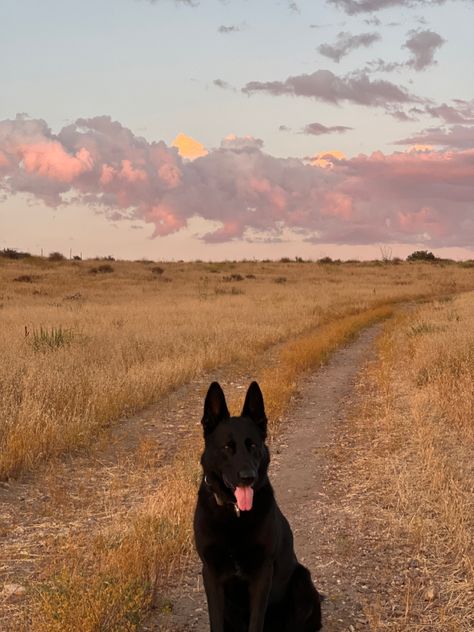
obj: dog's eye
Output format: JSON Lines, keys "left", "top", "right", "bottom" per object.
{"left": 222, "top": 443, "right": 233, "bottom": 451}
{"left": 249, "top": 442, "right": 257, "bottom": 449}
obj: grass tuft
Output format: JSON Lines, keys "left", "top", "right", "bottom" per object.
{"left": 27, "top": 325, "right": 75, "bottom": 352}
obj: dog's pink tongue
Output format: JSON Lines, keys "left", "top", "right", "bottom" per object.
{"left": 234, "top": 486, "right": 254, "bottom": 511}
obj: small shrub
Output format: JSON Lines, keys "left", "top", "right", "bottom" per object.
{"left": 318, "top": 256, "right": 333, "bottom": 264}
{"left": 48, "top": 251, "right": 66, "bottom": 261}
{"left": 151, "top": 266, "right": 164, "bottom": 275}
{"left": 274, "top": 276, "right": 287, "bottom": 284}
{"left": 407, "top": 250, "right": 436, "bottom": 262}
{"left": 408, "top": 322, "right": 446, "bottom": 336}
{"left": 246, "top": 274, "right": 256, "bottom": 279}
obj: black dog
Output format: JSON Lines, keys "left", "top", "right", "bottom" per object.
{"left": 193, "top": 381, "right": 322, "bottom": 632}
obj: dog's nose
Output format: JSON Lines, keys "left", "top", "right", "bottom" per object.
{"left": 238, "top": 469, "right": 257, "bottom": 485}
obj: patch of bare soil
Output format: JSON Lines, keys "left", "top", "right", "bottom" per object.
{"left": 145, "top": 325, "right": 385, "bottom": 632}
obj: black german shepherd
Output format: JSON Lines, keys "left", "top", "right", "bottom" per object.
{"left": 193, "top": 381, "right": 322, "bottom": 632}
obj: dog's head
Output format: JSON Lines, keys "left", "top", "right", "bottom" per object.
{"left": 200, "top": 381, "right": 269, "bottom": 512}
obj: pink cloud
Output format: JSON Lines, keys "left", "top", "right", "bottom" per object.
{"left": 322, "top": 192, "right": 353, "bottom": 220}
{"left": 398, "top": 207, "right": 447, "bottom": 238}
{"left": 1, "top": 114, "right": 474, "bottom": 250}
{"left": 0, "top": 151, "right": 9, "bottom": 168}
{"left": 158, "top": 162, "right": 182, "bottom": 188}
{"left": 20, "top": 142, "right": 93, "bottom": 182}
{"left": 203, "top": 220, "right": 243, "bottom": 242}
{"left": 147, "top": 203, "right": 186, "bottom": 236}
{"left": 119, "top": 159, "right": 147, "bottom": 183}
{"left": 100, "top": 164, "right": 116, "bottom": 185}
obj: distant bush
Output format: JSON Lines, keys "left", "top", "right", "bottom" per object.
{"left": 1, "top": 248, "right": 31, "bottom": 260}
{"left": 274, "top": 276, "right": 287, "bottom": 284}
{"left": 151, "top": 266, "right": 164, "bottom": 275}
{"left": 89, "top": 264, "right": 114, "bottom": 274}
{"left": 214, "top": 286, "right": 244, "bottom": 295}
{"left": 318, "top": 256, "right": 333, "bottom": 264}
{"left": 14, "top": 275, "right": 38, "bottom": 283}
{"left": 48, "top": 251, "right": 66, "bottom": 262}
{"left": 63, "top": 292, "right": 83, "bottom": 301}
{"left": 222, "top": 274, "right": 244, "bottom": 282}
{"left": 407, "top": 250, "right": 436, "bottom": 262}
{"left": 73, "top": 255, "right": 82, "bottom": 261}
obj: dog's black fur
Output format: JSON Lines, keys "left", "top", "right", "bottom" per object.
{"left": 193, "top": 381, "right": 322, "bottom": 632}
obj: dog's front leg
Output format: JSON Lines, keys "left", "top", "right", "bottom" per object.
{"left": 202, "top": 564, "right": 225, "bottom": 632}
{"left": 248, "top": 562, "right": 273, "bottom": 632}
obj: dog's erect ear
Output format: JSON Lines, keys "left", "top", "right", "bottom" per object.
{"left": 202, "top": 382, "right": 230, "bottom": 437}
{"left": 241, "top": 381, "right": 267, "bottom": 438}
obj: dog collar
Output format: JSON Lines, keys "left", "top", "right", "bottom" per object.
{"left": 204, "top": 476, "right": 240, "bottom": 517}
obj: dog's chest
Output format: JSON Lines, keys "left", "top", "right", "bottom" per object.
{"left": 220, "top": 531, "right": 266, "bottom": 579}
{"left": 229, "top": 551, "right": 245, "bottom": 577}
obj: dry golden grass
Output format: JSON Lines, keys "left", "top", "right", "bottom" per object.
{"left": 32, "top": 450, "right": 198, "bottom": 632}
{"left": 1, "top": 257, "right": 473, "bottom": 478}
{"left": 347, "top": 293, "right": 474, "bottom": 631}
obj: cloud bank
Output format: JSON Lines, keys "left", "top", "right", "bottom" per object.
{"left": 1, "top": 115, "right": 473, "bottom": 248}
{"left": 395, "top": 125, "right": 474, "bottom": 149}
{"left": 327, "top": 0, "right": 447, "bottom": 15}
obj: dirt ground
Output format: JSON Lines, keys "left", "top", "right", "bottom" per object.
{"left": 145, "top": 325, "right": 384, "bottom": 632}
{"left": 1, "top": 323, "right": 396, "bottom": 631}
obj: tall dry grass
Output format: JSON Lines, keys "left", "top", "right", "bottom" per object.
{"left": 348, "top": 293, "right": 474, "bottom": 631}
{"left": 2, "top": 257, "right": 472, "bottom": 478}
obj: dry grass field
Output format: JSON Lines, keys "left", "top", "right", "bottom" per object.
{"left": 1, "top": 256, "right": 473, "bottom": 631}
{"left": 2, "top": 256, "right": 471, "bottom": 479}
{"left": 342, "top": 293, "right": 474, "bottom": 631}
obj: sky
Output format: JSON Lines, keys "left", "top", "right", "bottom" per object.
{"left": 1, "top": 0, "right": 473, "bottom": 261}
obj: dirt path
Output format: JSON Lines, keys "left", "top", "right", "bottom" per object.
{"left": 145, "top": 324, "right": 383, "bottom": 632}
